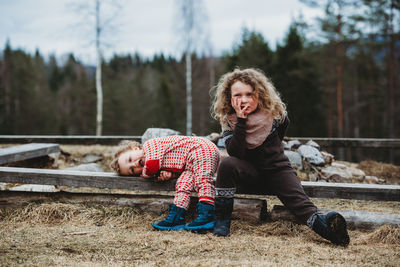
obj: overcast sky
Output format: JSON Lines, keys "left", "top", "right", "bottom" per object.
{"left": 0, "top": 0, "right": 323, "bottom": 65}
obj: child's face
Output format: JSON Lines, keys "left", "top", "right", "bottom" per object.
{"left": 230, "top": 81, "right": 258, "bottom": 115}
{"left": 117, "top": 148, "right": 145, "bottom": 176}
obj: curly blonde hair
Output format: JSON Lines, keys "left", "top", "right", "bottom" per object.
{"left": 110, "top": 140, "right": 142, "bottom": 174}
{"left": 211, "top": 68, "right": 286, "bottom": 124}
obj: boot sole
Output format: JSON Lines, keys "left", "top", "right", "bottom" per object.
{"left": 152, "top": 224, "right": 185, "bottom": 231}
{"left": 184, "top": 221, "right": 215, "bottom": 231}
{"left": 327, "top": 213, "right": 350, "bottom": 246}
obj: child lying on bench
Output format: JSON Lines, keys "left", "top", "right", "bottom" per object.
{"left": 111, "top": 136, "right": 220, "bottom": 232}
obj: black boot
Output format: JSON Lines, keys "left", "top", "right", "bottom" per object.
{"left": 311, "top": 211, "right": 350, "bottom": 246}
{"left": 213, "top": 197, "right": 234, "bottom": 237}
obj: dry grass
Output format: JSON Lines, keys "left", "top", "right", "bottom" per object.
{"left": 358, "top": 160, "right": 400, "bottom": 185}
{"left": 1, "top": 145, "right": 399, "bottom": 266}
{"left": 0, "top": 203, "right": 399, "bottom": 267}
{"left": 58, "top": 145, "right": 115, "bottom": 171}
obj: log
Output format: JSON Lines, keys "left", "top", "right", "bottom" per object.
{"left": 285, "top": 137, "right": 400, "bottom": 148}
{"left": 270, "top": 205, "right": 400, "bottom": 230}
{"left": 0, "top": 135, "right": 399, "bottom": 148}
{"left": 0, "top": 167, "right": 398, "bottom": 201}
{"left": 0, "top": 190, "right": 267, "bottom": 222}
{"left": 0, "top": 135, "right": 141, "bottom": 145}
{"left": 301, "top": 181, "right": 400, "bottom": 201}
{"left": 0, "top": 143, "right": 59, "bottom": 165}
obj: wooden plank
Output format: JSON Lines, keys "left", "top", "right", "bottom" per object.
{"left": 286, "top": 137, "right": 400, "bottom": 148}
{"left": 0, "top": 191, "right": 267, "bottom": 222}
{"left": 0, "top": 143, "right": 60, "bottom": 165}
{"left": 0, "top": 167, "right": 399, "bottom": 201}
{"left": 270, "top": 205, "right": 400, "bottom": 230}
{"left": 301, "top": 181, "right": 400, "bottom": 201}
{"left": 0, "top": 166, "right": 176, "bottom": 191}
{"left": 0, "top": 135, "right": 141, "bottom": 145}
{"left": 0, "top": 135, "right": 399, "bottom": 148}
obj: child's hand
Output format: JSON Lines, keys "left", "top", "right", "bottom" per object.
{"left": 157, "top": 171, "right": 173, "bottom": 181}
{"left": 140, "top": 173, "right": 152, "bottom": 179}
{"left": 231, "top": 97, "right": 250, "bottom": 118}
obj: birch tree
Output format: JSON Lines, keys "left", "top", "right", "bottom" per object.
{"left": 174, "top": 0, "right": 210, "bottom": 136}
{"left": 68, "top": 0, "right": 121, "bottom": 135}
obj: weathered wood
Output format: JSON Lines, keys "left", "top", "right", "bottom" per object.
{"left": 0, "top": 135, "right": 399, "bottom": 148}
{"left": 0, "top": 167, "right": 176, "bottom": 191}
{"left": 0, "top": 167, "right": 399, "bottom": 201}
{"left": 0, "top": 143, "right": 59, "bottom": 165}
{"left": 301, "top": 181, "right": 400, "bottom": 201}
{"left": 286, "top": 137, "right": 400, "bottom": 148}
{"left": 0, "top": 190, "right": 266, "bottom": 222}
{"left": 270, "top": 205, "right": 400, "bottom": 230}
{"left": 0, "top": 135, "right": 141, "bottom": 145}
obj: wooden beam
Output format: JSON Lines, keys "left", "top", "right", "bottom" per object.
{"left": 0, "top": 143, "right": 59, "bottom": 165}
{"left": 0, "top": 135, "right": 141, "bottom": 145}
{"left": 270, "top": 205, "right": 400, "bottom": 230}
{"left": 0, "top": 135, "right": 399, "bottom": 148}
{"left": 286, "top": 137, "right": 400, "bottom": 148}
{"left": 0, "top": 191, "right": 267, "bottom": 222}
{"left": 0, "top": 166, "right": 176, "bottom": 191}
{"left": 301, "top": 181, "right": 400, "bottom": 201}
{"left": 0, "top": 167, "right": 399, "bottom": 201}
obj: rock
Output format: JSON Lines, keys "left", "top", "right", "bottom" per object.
{"left": 347, "top": 167, "right": 366, "bottom": 182}
{"left": 205, "top": 132, "right": 220, "bottom": 143}
{"left": 284, "top": 150, "right": 303, "bottom": 170}
{"left": 306, "top": 140, "right": 320, "bottom": 150}
{"left": 285, "top": 140, "right": 301, "bottom": 150}
{"left": 141, "top": 128, "right": 181, "bottom": 144}
{"left": 320, "top": 164, "right": 366, "bottom": 183}
{"left": 217, "top": 138, "right": 226, "bottom": 148}
{"left": 364, "top": 176, "right": 386, "bottom": 184}
{"left": 82, "top": 154, "right": 103, "bottom": 163}
{"left": 321, "top": 151, "right": 334, "bottom": 165}
{"left": 320, "top": 166, "right": 353, "bottom": 182}
{"left": 67, "top": 163, "right": 104, "bottom": 172}
{"left": 297, "top": 145, "right": 325, "bottom": 166}
{"left": 331, "top": 162, "right": 347, "bottom": 168}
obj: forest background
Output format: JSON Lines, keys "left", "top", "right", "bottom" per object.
{"left": 0, "top": 0, "right": 399, "bottom": 163}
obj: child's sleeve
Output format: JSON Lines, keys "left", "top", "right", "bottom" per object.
{"left": 277, "top": 117, "right": 289, "bottom": 141}
{"left": 141, "top": 140, "right": 161, "bottom": 177}
{"left": 223, "top": 117, "right": 247, "bottom": 159}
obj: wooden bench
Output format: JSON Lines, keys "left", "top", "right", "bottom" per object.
{"left": 0, "top": 167, "right": 398, "bottom": 201}
{"left": 0, "top": 166, "right": 399, "bottom": 229}
{"left": 0, "top": 143, "right": 59, "bottom": 165}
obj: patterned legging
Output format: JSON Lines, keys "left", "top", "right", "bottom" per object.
{"left": 173, "top": 143, "right": 220, "bottom": 209}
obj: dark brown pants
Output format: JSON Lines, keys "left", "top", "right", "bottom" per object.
{"left": 215, "top": 156, "right": 318, "bottom": 223}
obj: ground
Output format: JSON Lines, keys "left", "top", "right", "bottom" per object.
{"left": 0, "top": 144, "right": 399, "bottom": 266}
{"left": 0, "top": 202, "right": 399, "bottom": 266}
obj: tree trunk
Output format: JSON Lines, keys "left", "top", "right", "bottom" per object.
{"left": 186, "top": 52, "right": 192, "bottom": 136}
{"left": 336, "top": 11, "right": 344, "bottom": 160}
{"left": 388, "top": 2, "right": 395, "bottom": 162}
{"left": 95, "top": 0, "right": 103, "bottom": 136}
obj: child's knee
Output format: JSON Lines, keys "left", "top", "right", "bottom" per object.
{"left": 218, "top": 156, "right": 240, "bottom": 175}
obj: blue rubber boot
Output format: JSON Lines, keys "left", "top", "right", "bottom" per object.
{"left": 312, "top": 211, "right": 350, "bottom": 246}
{"left": 152, "top": 204, "right": 186, "bottom": 231}
{"left": 213, "top": 197, "right": 233, "bottom": 237}
{"left": 184, "top": 202, "right": 215, "bottom": 232}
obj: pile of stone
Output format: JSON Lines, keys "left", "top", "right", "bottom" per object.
{"left": 283, "top": 139, "right": 385, "bottom": 184}
{"left": 141, "top": 128, "right": 386, "bottom": 184}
